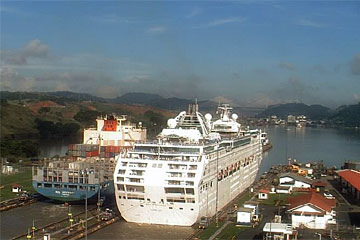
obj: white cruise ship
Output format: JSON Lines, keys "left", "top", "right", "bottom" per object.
{"left": 114, "top": 104, "right": 263, "bottom": 226}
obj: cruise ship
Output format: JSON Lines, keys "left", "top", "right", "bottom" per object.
{"left": 114, "top": 104, "right": 263, "bottom": 226}
{"left": 32, "top": 115, "right": 146, "bottom": 202}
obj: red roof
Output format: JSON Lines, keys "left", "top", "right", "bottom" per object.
{"left": 259, "top": 189, "right": 270, "bottom": 194}
{"left": 337, "top": 170, "right": 360, "bottom": 191}
{"left": 12, "top": 184, "right": 21, "bottom": 188}
{"left": 288, "top": 192, "right": 336, "bottom": 212}
{"left": 312, "top": 181, "right": 327, "bottom": 187}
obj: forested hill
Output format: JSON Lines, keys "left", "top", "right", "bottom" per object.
{"left": 329, "top": 103, "right": 360, "bottom": 127}
{"left": 257, "top": 103, "right": 331, "bottom": 120}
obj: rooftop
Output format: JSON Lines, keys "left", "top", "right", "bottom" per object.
{"left": 337, "top": 169, "right": 360, "bottom": 192}
{"left": 263, "top": 223, "right": 293, "bottom": 234}
{"left": 288, "top": 192, "right": 336, "bottom": 213}
{"left": 279, "top": 172, "right": 313, "bottom": 184}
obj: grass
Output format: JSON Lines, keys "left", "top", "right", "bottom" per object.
{"left": 199, "top": 221, "right": 225, "bottom": 240}
{"left": 0, "top": 166, "right": 35, "bottom": 201}
{"left": 238, "top": 191, "right": 254, "bottom": 206}
{"left": 260, "top": 192, "right": 305, "bottom": 206}
{"left": 216, "top": 224, "right": 249, "bottom": 240}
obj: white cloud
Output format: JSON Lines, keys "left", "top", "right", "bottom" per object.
{"left": 90, "top": 14, "right": 137, "bottom": 24}
{"left": 297, "top": 19, "right": 324, "bottom": 28}
{"left": 146, "top": 26, "right": 167, "bottom": 34}
{"left": 278, "top": 61, "right": 295, "bottom": 71}
{"left": 186, "top": 8, "right": 202, "bottom": 19}
{"left": 193, "top": 17, "right": 246, "bottom": 29}
{"left": 0, "top": 39, "right": 49, "bottom": 65}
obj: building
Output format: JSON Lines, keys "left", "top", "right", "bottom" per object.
{"left": 312, "top": 181, "right": 327, "bottom": 192}
{"left": 342, "top": 161, "right": 360, "bottom": 171}
{"left": 12, "top": 184, "right": 22, "bottom": 193}
{"left": 2, "top": 165, "right": 14, "bottom": 174}
{"left": 236, "top": 207, "right": 253, "bottom": 225}
{"left": 287, "top": 115, "right": 296, "bottom": 125}
{"left": 276, "top": 186, "right": 292, "bottom": 194}
{"left": 263, "top": 223, "right": 298, "bottom": 240}
{"left": 258, "top": 189, "right": 270, "bottom": 199}
{"left": 287, "top": 192, "right": 336, "bottom": 229}
{"left": 336, "top": 169, "right": 360, "bottom": 200}
{"left": 279, "top": 173, "right": 312, "bottom": 189}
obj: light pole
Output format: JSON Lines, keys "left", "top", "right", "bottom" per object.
{"left": 82, "top": 169, "right": 89, "bottom": 240}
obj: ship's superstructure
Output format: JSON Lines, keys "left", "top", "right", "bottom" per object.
{"left": 114, "top": 104, "right": 262, "bottom": 226}
{"left": 33, "top": 115, "right": 146, "bottom": 202}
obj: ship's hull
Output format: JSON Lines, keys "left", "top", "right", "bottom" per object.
{"left": 33, "top": 180, "right": 113, "bottom": 203}
{"left": 114, "top": 137, "right": 262, "bottom": 226}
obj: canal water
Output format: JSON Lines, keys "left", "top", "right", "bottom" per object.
{"left": 259, "top": 126, "right": 360, "bottom": 174}
{"left": 1, "top": 126, "right": 359, "bottom": 239}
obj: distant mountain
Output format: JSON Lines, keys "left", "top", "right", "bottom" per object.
{"left": 46, "top": 91, "right": 105, "bottom": 102}
{"left": 113, "top": 92, "right": 163, "bottom": 105}
{"left": 257, "top": 103, "right": 331, "bottom": 120}
{"left": 0, "top": 91, "right": 105, "bottom": 105}
{"left": 329, "top": 103, "right": 360, "bottom": 127}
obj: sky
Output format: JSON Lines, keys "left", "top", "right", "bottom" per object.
{"left": 0, "top": 1, "right": 359, "bottom": 108}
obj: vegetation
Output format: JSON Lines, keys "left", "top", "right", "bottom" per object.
{"left": 142, "top": 110, "right": 167, "bottom": 138}
{"left": 0, "top": 138, "right": 40, "bottom": 159}
{"left": 0, "top": 166, "right": 34, "bottom": 201}
{"left": 258, "top": 103, "right": 331, "bottom": 120}
{"left": 216, "top": 224, "right": 248, "bottom": 240}
{"left": 199, "top": 220, "right": 225, "bottom": 240}
{"left": 238, "top": 191, "right": 254, "bottom": 206}
{"left": 260, "top": 192, "right": 305, "bottom": 206}
{"left": 329, "top": 102, "right": 360, "bottom": 127}
{"left": 35, "top": 118, "right": 80, "bottom": 139}
{"left": 73, "top": 109, "right": 102, "bottom": 126}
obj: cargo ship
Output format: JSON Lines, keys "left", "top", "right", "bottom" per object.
{"left": 114, "top": 104, "right": 263, "bottom": 226}
{"left": 32, "top": 115, "right": 146, "bottom": 202}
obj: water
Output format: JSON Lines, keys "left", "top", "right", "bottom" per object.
{"left": 0, "top": 202, "right": 87, "bottom": 239}
{"left": 2, "top": 126, "right": 359, "bottom": 239}
{"left": 259, "top": 126, "right": 360, "bottom": 174}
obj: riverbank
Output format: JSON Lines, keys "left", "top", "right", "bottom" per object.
{"left": 0, "top": 165, "right": 34, "bottom": 201}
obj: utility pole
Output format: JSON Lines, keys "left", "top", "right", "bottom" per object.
{"left": 215, "top": 144, "right": 219, "bottom": 227}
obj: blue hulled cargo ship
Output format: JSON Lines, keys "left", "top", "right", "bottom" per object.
{"left": 32, "top": 114, "right": 146, "bottom": 202}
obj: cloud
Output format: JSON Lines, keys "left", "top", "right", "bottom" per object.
{"left": 271, "top": 76, "right": 316, "bottom": 103}
{"left": 278, "top": 62, "right": 295, "bottom": 71}
{"left": 193, "top": 17, "right": 245, "bottom": 29}
{"left": 146, "top": 26, "right": 167, "bottom": 34}
{"left": 0, "top": 66, "right": 36, "bottom": 91}
{"left": 350, "top": 53, "right": 360, "bottom": 76}
{"left": 23, "top": 39, "right": 49, "bottom": 58}
{"left": 311, "top": 64, "right": 329, "bottom": 74}
{"left": 0, "top": 39, "right": 49, "bottom": 65}
{"left": 186, "top": 8, "right": 202, "bottom": 18}
{"left": 296, "top": 19, "right": 324, "bottom": 28}
{"left": 90, "top": 14, "right": 137, "bottom": 24}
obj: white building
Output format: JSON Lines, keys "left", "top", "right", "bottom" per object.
{"left": 263, "top": 223, "right": 297, "bottom": 240}
{"left": 236, "top": 207, "right": 253, "bottom": 225}
{"left": 12, "top": 184, "right": 22, "bottom": 193}
{"left": 258, "top": 189, "right": 270, "bottom": 199}
{"left": 279, "top": 173, "right": 312, "bottom": 189}
{"left": 288, "top": 192, "right": 336, "bottom": 229}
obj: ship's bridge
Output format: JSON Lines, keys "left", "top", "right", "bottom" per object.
{"left": 158, "top": 104, "right": 211, "bottom": 144}
{"left": 211, "top": 104, "right": 241, "bottom": 136}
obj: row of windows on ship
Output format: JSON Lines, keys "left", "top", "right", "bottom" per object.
{"left": 119, "top": 162, "right": 198, "bottom": 170}
{"left": 36, "top": 182, "right": 97, "bottom": 191}
{"left": 128, "top": 153, "right": 201, "bottom": 162}
{"left": 217, "top": 155, "right": 255, "bottom": 181}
